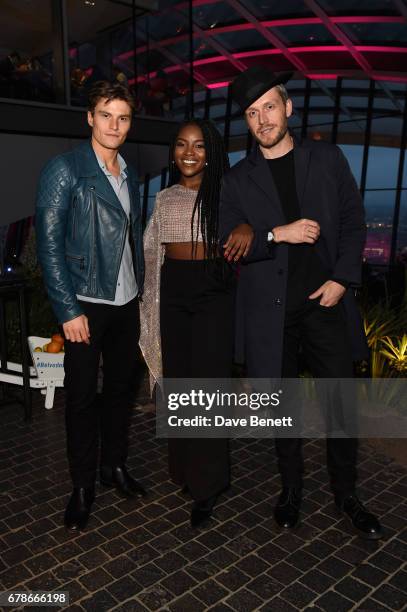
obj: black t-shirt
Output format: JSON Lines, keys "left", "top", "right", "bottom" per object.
{"left": 267, "top": 150, "right": 328, "bottom": 311}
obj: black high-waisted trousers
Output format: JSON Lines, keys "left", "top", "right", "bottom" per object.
{"left": 160, "top": 257, "right": 236, "bottom": 502}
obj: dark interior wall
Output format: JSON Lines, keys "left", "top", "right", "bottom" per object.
{"left": 122, "top": 140, "right": 169, "bottom": 179}
{"left": 0, "top": 133, "right": 168, "bottom": 225}
{"left": 0, "top": 101, "right": 178, "bottom": 144}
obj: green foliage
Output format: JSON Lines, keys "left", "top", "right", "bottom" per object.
{"left": 380, "top": 334, "right": 407, "bottom": 374}
{"left": 359, "top": 299, "right": 407, "bottom": 416}
{"left": 362, "top": 300, "right": 407, "bottom": 378}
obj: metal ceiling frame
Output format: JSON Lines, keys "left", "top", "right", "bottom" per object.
{"left": 145, "top": 0, "right": 246, "bottom": 73}
{"left": 130, "top": 0, "right": 247, "bottom": 84}
{"left": 303, "top": 0, "right": 403, "bottom": 111}
{"left": 224, "top": 0, "right": 361, "bottom": 124}
{"left": 304, "top": 0, "right": 372, "bottom": 72}
{"left": 392, "top": 0, "right": 407, "bottom": 19}
{"left": 171, "top": 5, "right": 247, "bottom": 73}
{"left": 136, "top": 23, "right": 209, "bottom": 86}
{"left": 121, "top": 54, "right": 407, "bottom": 93}
{"left": 225, "top": 0, "right": 309, "bottom": 74}
{"left": 114, "top": 1, "right": 407, "bottom": 90}
{"left": 124, "top": 15, "right": 406, "bottom": 42}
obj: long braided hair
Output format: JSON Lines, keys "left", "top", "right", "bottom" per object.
{"left": 168, "top": 119, "right": 230, "bottom": 260}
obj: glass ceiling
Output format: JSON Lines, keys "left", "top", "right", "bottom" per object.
{"left": 237, "top": 0, "right": 314, "bottom": 19}
{"left": 129, "top": 0, "right": 407, "bottom": 90}
{"left": 343, "top": 22, "right": 407, "bottom": 45}
{"left": 271, "top": 24, "right": 340, "bottom": 46}
{"left": 316, "top": 0, "right": 399, "bottom": 16}
{"left": 189, "top": 2, "right": 244, "bottom": 29}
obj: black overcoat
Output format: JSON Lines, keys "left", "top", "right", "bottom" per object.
{"left": 219, "top": 136, "right": 369, "bottom": 377}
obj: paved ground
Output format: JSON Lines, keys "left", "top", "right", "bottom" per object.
{"left": 0, "top": 386, "right": 406, "bottom": 612}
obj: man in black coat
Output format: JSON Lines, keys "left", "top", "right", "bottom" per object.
{"left": 219, "top": 66, "right": 382, "bottom": 539}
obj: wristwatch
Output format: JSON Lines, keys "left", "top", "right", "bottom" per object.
{"left": 267, "top": 230, "right": 275, "bottom": 242}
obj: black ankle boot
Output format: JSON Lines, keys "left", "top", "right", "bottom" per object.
{"left": 190, "top": 495, "right": 217, "bottom": 528}
{"left": 64, "top": 487, "right": 95, "bottom": 532}
{"left": 335, "top": 493, "right": 383, "bottom": 540}
{"left": 100, "top": 465, "right": 146, "bottom": 498}
{"left": 274, "top": 487, "right": 302, "bottom": 529}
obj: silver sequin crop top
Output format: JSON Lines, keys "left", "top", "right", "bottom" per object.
{"left": 158, "top": 183, "right": 203, "bottom": 243}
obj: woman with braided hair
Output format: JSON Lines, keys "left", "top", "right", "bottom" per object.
{"left": 140, "top": 119, "right": 236, "bottom": 527}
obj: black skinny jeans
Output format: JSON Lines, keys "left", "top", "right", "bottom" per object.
{"left": 63, "top": 297, "right": 140, "bottom": 488}
{"left": 160, "top": 258, "right": 236, "bottom": 502}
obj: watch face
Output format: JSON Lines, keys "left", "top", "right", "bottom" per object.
{"left": 267, "top": 231, "right": 274, "bottom": 242}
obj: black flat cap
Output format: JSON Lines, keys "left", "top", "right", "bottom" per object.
{"left": 231, "top": 65, "right": 293, "bottom": 112}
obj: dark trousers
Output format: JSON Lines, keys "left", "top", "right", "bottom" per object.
{"left": 64, "top": 297, "right": 140, "bottom": 488}
{"left": 276, "top": 299, "right": 358, "bottom": 500}
{"left": 160, "top": 258, "right": 235, "bottom": 502}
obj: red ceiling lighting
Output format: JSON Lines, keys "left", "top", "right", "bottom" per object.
{"left": 119, "top": 1, "right": 407, "bottom": 89}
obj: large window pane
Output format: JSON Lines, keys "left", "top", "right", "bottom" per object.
{"left": 336, "top": 114, "right": 367, "bottom": 182}
{"left": 287, "top": 113, "right": 303, "bottom": 131}
{"left": 317, "top": 0, "right": 398, "bottom": 16}
{"left": 340, "top": 23, "right": 407, "bottom": 45}
{"left": 237, "top": 0, "right": 313, "bottom": 18}
{"left": 229, "top": 119, "right": 248, "bottom": 137}
{"left": 213, "top": 30, "right": 272, "bottom": 52}
{"left": 181, "top": 2, "right": 243, "bottom": 29}
{"left": 206, "top": 85, "right": 228, "bottom": 120}
{"left": 67, "top": 0, "right": 132, "bottom": 106}
{"left": 229, "top": 150, "right": 247, "bottom": 167}
{"left": 336, "top": 81, "right": 368, "bottom": 151}
{"left": 370, "top": 113, "right": 403, "bottom": 142}
{"left": 134, "top": 13, "right": 205, "bottom": 118}
{"left": 366, "top": 145, "right": 400, "bottom": 189}
{"left": 287, "top": 78, "right": 306, "bottom": 133}
{"left": 272, "top": 24, "right": 339, "bottom": 46}
{"left": 396, "top": 190, "right": 407, "bottom": 260}
{"left": 0, "top": 0, "right": 55, "bottom": 102}
{"left": 338, "top": 144, "right": 364, "bottom": 186}
{"left": 364, "top": 189, "right": 395, "bottom": 264}
{"left": 305, "top": 81, "right": 335, "bottom": 141}
{"left": 140, "top": 173, "right": 164, "bottom": 222}
{"left": 148, "top": 9, "right": 186, "bottom": 40}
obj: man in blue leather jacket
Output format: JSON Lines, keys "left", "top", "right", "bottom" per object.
{"left": 36, "top": 81, "right": 145, "bottom": 531}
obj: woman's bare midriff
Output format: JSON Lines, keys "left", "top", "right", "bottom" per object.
{"left": 165, "top": 242, "right": 206, "bottom": 260}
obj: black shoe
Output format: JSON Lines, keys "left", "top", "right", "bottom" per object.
{"left": 274, "top": 487, "right": 302, "bottom": 529}
{"left": 100, "top": 465, "right": 147, "bottom": 498}
{"left": 190, "top": 495, "right": 217, "bottom": 528}
{"left": 64, "top": 487, "right": 94, "bottom": 532}
{"left": 335, "top": 493, "right": 383, "bottom": 540}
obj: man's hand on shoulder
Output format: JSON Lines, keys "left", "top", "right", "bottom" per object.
{"left": 273, "top": 219, "right": 320, "bottom": 244}
{"left": 223, "top": 223, "right": 254, "bottom": 262}
{"left": 63, "top": 315, "right": 90, "bottom": 344}
{"left": 308, "top": 280, "right": 346, "bottom": 307}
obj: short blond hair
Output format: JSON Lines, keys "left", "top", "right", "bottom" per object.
{"left": 275, "top": 83, "right": 289, "bottom": 104}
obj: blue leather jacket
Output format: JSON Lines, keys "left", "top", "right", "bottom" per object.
{"left": 36, "top": 141, "right": 144, "bottom": 324}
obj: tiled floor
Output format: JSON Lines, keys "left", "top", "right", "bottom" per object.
{"left": 0, "top": 385, "right": 406, "bottom": 611}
